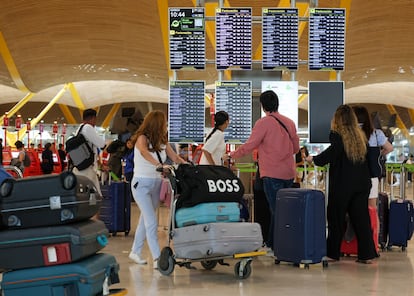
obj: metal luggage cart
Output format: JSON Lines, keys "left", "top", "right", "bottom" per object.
{"left": 156, "top": 166, "right": 265, "bottom": 279}
{"left": 3, "top": 165, "right": 23, "bottom": 179}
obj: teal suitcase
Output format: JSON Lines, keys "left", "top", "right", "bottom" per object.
{"left": 1, "top": 253, "right": 119, "bottom": 296}
{"left": 175, "top": 202, "right": 241, "bottom": 227}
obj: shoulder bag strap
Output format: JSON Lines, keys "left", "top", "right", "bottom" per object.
{"left": 270, "top": 115, "right": 290, "bottom": 139}
{"left": 374, "top": 129, "right": 380, "bottom": 147}
{"left": 156, "top": 151, "right": 163, "bottom": 164}
{"left": 77, "top": 124, "right": 85, "bottom": 136}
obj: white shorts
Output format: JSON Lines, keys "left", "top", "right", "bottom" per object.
{"left": 369, "top": 177, "right": 379, "bottom": 199}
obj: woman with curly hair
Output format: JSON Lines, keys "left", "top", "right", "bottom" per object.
{"left": 305, "top": 104, "right": 377, "bottom": 263}
{"left": 128, "top": 110, "right": 187, "bottom": 269}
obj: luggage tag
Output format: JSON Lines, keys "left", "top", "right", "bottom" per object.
{"left": 88, "top": 186, "right": 97, "bottom": 205}
{"left": 89, "top": 191, "right": 97, "bottom": 205}
{"left": 49, "top": 196, "right": 62, "bottom": 209}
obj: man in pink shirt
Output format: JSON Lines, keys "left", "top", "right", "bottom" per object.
{"left": 229, "top": 90, "right": 299, "bottom": 251}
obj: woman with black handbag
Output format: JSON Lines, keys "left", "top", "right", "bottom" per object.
{"left": 306, "top": 105, "right": 377, "bottom": 263}
{"left": 352, "top": 106, "right": 393, "bottom": 209}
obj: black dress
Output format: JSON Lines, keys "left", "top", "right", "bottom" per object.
{"left": 313, "top": 131, "right": 376, "bottom": 260}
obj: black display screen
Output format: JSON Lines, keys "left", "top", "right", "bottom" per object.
{"left": 169, "top": 8, "right": 205, "bottom": 70}
{"left": 262, "top": 8, "right": 299, "bottom": 71}
{"left": 216, "top": 8, "right": 252, "bottom": 70}
{"left": 169, "top": 81, "right": 205, "bottom": 143}
{"left": 308, "top": 8, "right": 346, "bottom": 71}
{"left": 308, "top": 81, "right": 344, "bottom": 143}
{"left": 215, "top": 81, "right": 252, "bottom": 143}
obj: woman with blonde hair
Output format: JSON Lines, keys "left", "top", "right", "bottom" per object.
{"left": 306, "top": 104, "right": 377, "bottom": 263}
{"left": 128, "top": 110, "right": 187, "bottom": 269}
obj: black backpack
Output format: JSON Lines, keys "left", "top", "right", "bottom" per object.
{"left": 65, "top": 124, "right": 95, "bottom": 170}
{"left": 23, "top": 151, "right": 31, "bottom": 167}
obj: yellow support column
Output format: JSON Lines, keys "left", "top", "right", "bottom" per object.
{"left": 101, "top": 103, "right": 121, "bottom": 129}
{"left": 0, "top": 92, "right": 34, "bottom": 124}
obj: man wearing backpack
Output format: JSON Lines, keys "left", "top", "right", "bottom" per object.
{"left": 12, "top": 140, "right": 31, "bottom": 174}
{"left": 71, "top": 109, "right": 106, "bottom": 195}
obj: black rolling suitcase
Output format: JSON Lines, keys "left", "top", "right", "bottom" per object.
{"left": 0, "top": 219, "right": 108, "bottom": 270}
{"left": 253, "top": 187, "right": 270, "bottom": 242}
{"left": 99, "top": 180, "right": 131, "bottom": 236}
{"left": 378, "top": 192, "right": 389, "bottom": 250}
{"left": 0, "top": 172, "right": 102, "bottom": 229}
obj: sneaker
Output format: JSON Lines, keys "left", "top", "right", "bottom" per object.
{"left": 153, "top": 259, "right": 158, "bottom": 269}
{"left": 129, "top": 252, "right": 147, "bottom": 265}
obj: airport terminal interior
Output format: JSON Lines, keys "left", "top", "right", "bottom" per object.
{"left": 2, "top": 0, "right": 414, "bottom": 295}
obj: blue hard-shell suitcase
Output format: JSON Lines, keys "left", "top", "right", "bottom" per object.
{"left": 273, "top": 188, "right": 327, "bottom": 266}
{"left": 388, "top": 199, "right": 414, "bottom": 249}
{"left": 0, "top": 253, "right": 120, "bottom": 296}
{"left": 99, "top": 181, "right": 131, "bottom": 236}
{"left": 0, "top": 219, "right": 109, "bottom": 270}
{"left": 175, "top": 202, "right": 241, "bottom": 228}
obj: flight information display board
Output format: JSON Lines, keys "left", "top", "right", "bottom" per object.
{"left": 215, "top": 81, "right": 252, "bottom": 143}
{"left": 169, "top": 8, "right": 205, "bottom": 70}
{"left": 169, "top": 81, "right": 205, "bottom": 143}
{"left": 262, "top": 8, "right": 299, "bottom": 71}
{"left": 216, "top": 8, "right": 252, "bottom": 70}
{"left": 308, "top": 8, "right": 346, "bottom": 71}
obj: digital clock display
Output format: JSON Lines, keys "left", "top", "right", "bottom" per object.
{"left": 169, "top": 8, "right": 205, "bottom": 70}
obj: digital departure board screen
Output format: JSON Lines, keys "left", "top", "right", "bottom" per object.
{"left": 169, "top": 81, "right": 205, "bottom": 143}
{"left": 308, "top": 8, "right": 346, "bottom": 71}
{"left": 216, "top": 8, "right": 252, "bottom": 70}
{"left": 215, "top": 81, "right": 252, "bottom": 143}
{"left": 169, "top": 8, "right": 205, "bottom": 70}
{"left": 262, "top": 8, "right": 299, "bottom": 71}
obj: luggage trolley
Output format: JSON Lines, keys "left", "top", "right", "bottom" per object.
{"left": 156, "top": 166, "right": 265, "bottom": 279}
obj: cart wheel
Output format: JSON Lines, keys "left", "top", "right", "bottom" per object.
{"left": 402, "top": 246, "right": 406, "bottom": 252}
{"left": 124, "top": 231, "right": 129, "bottom": 236}
{"left": 111, "top": 232, "right": 117, "bottom": 237}
{"left": 158, "top": 247, "right": 175, "bottom": 276}
{"left": 234, "top": 261, "right": 252, "bottom": 279}
{"left": 304, "top": 264, "right": 310, "bottom": 270}
{"left": 322, "top": 260, "right": 329, "bottom": 268}
{"left": 201, "top": 260, "right": 218, "bottom": 270}
{"left": 274, "top": 259, "right": 280, "bottom": 265}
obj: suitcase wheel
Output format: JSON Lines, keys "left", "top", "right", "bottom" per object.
{"left": 158, "top": 247, "right": 175, "bottom": 276}
{"left": 200, "top": 260, "right": 218, "bottom": 270}
{"left": 234, "top": 260, "right": 252, "bottom": 279}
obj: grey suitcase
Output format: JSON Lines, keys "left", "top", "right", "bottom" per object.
{"left": 0, "top": 171, "right": 102, "bottom": 229}
{"left": 172, "top": 222, "right": 263, "bottom": 259}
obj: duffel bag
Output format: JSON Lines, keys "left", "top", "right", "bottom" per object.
{"left": 175, "top": 164, "right": 244, "bottom": 208}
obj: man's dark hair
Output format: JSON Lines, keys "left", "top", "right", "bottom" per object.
{"left": 15, "top": 140, "right": 24, "bottom": 149}
{"left": 260, "top": 90, "right": 279, "bottom": 113}
{"left": 83, "top": 108, "right": 97, "bottom": 120}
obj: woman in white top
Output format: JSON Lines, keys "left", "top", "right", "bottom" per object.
{"left": 353, "top": 105, "right": 393, "bottom": 208}
{"left": 128, "top": 110, "right": 186, "bottom": 269}
{"left": 199, "top": 111, "right": 229, "bottom": 165}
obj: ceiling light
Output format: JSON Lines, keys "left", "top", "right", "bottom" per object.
{"left": 111, "top": 68, "right": 130, "bottom": 73}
